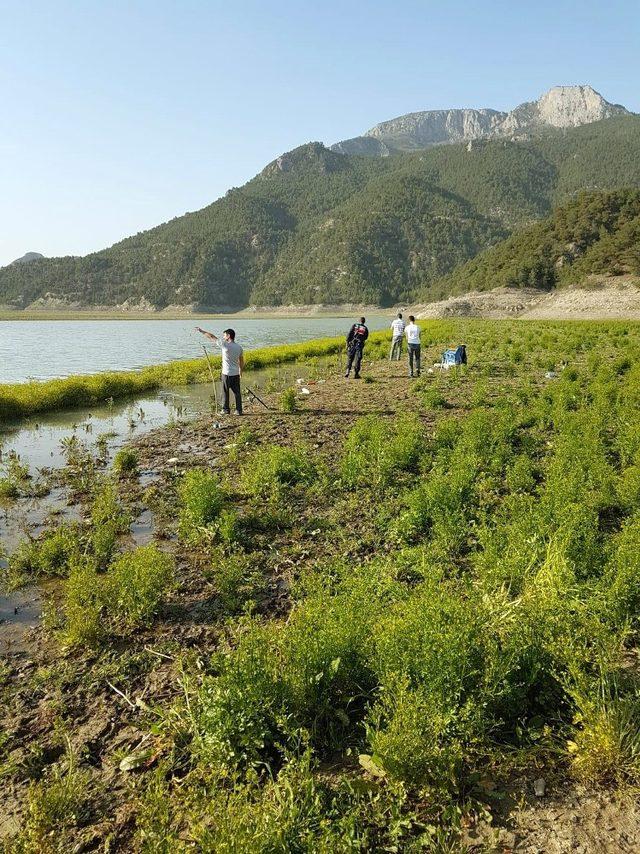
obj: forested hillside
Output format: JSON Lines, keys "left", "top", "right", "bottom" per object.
{"left": 2, "top": 117, "right": 640, "bottom": 308}
{"left": 429, "top": 188, "right": 640, "bottom": 299}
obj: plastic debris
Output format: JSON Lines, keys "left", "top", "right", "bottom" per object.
{"left": 119, "top": 749, "right": 155, "bottom": 772}
{"left": 533, "top": 778, "right": 546, "bottom": 797}
{"left": 300, "top": 388, "right": 311, "bottom": 395}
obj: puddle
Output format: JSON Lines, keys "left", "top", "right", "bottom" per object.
{"left": 0, "top": 488, "right": 82, "bottom": 557}
{"left": 130, "top": 509, "right": 154, "bottom": 547}
{"left": 0, "top": 586, "right": 43, "bottom": 656}
{"left": 0, "top": 360, "right": 337, "bottom": 561}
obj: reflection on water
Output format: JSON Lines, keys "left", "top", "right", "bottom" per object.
{"left": 0, "top": 586, "right": 43, "bottom": 655}
{"left": 0, "top": 358, "right": 333, "bottom": 559}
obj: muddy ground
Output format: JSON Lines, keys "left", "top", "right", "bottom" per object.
{"left": 2, "top": 351, "right": 640, "bottom": 852}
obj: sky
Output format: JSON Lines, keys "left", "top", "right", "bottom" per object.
{"left": 1, "top": 0, "right": 638, "bottom": 266}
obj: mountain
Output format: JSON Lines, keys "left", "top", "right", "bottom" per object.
{"left": 1, "top": 104, "right": 640, "bottom": 310}
{"left": 11, "top": 252, "right": 45, "bottom": 265}
{"left": 428, "top": 188, "right": 640, "bottom": 300}
{"left": 331, "top": 86, "right": 631, "bottom": 155}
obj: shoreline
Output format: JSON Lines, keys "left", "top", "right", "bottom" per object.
{"left": 0, "top": 331, "right": 390, "bottom": 422}
{"left": 0, "top": 304, "right": 386, "bottom": 322}
{"left": 4, "top": 279, "right": 640, "bottom": 322}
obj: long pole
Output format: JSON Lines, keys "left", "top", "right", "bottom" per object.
{"left": 201, "top": 345, "right": 219, "bottom": 413}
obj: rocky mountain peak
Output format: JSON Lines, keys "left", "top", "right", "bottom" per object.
{"left": 11, "top": 251, "right": 45, "bottom": 265}
{"left": 330, "top": 86, "right": 633, "bottom": 155}
{"left": 261, "top": 142, "right": 344, "bottom": 177}
{"left": 500, "top": 85, "right": 630, "bottom": 133}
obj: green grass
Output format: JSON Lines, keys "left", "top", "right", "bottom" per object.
{"left": 8, "top": 318, "right": 640, "bottom": 850}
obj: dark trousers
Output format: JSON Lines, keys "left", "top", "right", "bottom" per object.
{"left": 408, "top": 343, "right": 421, "bottom": 376}
{"left": 222, "top": 373, "right": 242, "bottom": 413}
{"left": 346, "top": 343, "right": 364, "bottom": 376}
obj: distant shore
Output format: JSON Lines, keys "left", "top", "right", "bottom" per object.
{"left": 0, "top": 303, "right": 386, "bottom": 321}
{"left": 3, "top": 279, "right": 640, "bottom": 321}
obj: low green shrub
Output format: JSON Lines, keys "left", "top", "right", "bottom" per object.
{"left": 137, "top": 751, "right": 419, "bottom": 853}
{"left": 105, "top": 545, "right": 175, "bottom": 627}
{"left": 90, "top": 479, "right": 130, "bottom": 567}
{"left": 112, "top": 447, "right": 139, "bottom": 478}
{"left": 412, "top": 379, "right": 447, "bottom": 409}
{"left": 8, "top": 744, "right": 94, "bottom": 853}
{"left": 4, "top": 523, "right": 82, "bottom": 589}
{"left": 189, "top": 620, "right": 284, "bottom": 772}
{"left": 602, "top": 515, "right": 640, "bottom": 628}
{"left": 279, "top": 387, "right": 298, "bottom": 413}
{"left": 567, "top": 676, "right": 640, "bottom": 785}
{"left": 63, "top": 557, "right": 105, "bottom": 648}
{"left": 341, "top": 415, "right": 425, "bottom": 490}
{"left": 0, "top": 456, "right": 31, "bottom": 500}
{"left": 212, "top": 549, "right": 266, "bottom": 613}
{"left": 178, "top": 468, "right": 224, "bottom": 543}
{"left": 241, "top": 444, "right": 318, "bottom": 500}
{"left": 216, "top": 506, "right": 292, "bottom": 550}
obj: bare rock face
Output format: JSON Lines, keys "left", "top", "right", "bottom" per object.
{"left": 330, "top": 136, "right": 392, "bottom": 156}
{"left": 11, "top": 252, "right": 45, "bottom": 265}
{"left": 499, "top": 85, "right": 629, "bottom": 134}
{"left": 330, "top": 86, "right": 632, "bottom": 155}
{"left": 365, "top": 108, "right": 505, "bottom": 150}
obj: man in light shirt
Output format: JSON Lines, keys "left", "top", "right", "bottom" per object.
{"left": 195, "top": 326, "right": 245, "bottom": 415}
{"left": 404, "top": 315, "right": 421, "bottom": 378}
{"left": 389, "top": 312, "right": 405, "bottom": 361}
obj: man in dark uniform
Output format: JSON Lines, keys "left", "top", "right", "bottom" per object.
{"left": 345, "top": 316, "right": 369, "bottom": 379}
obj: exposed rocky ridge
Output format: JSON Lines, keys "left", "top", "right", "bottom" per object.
{"left": 11, "top": 252, "right": 45, "bottom": 265}
{"left": 331, "top": 85, "right": 632, "bottom": 155}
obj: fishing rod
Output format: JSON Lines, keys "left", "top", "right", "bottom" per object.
{"left": 201, "top": 344, "right": 219, "bottom": 413}
{"left": 245, "top": 386, "right": 270, "bottom": 410}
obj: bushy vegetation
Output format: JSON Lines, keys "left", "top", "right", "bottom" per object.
{"left": 436, "top": 188, "right": 640, "bottom": 296}
{"left": 279, "top": 386, "right": 298, "bottom": 413}
{"left": 341, "top": 413, "right": 424, "bottom": 489}
{"left": 4, "top": 523, "right": 82, "bottom": 589}
{"left": 153, "top": 320, "right": 640, "bottom": 845}
{"left": 178, "top": 467, "right": 224, "bottom": 544}
{"left": 62, "top": 545, "right": 175, "bottom": 647}
{"left": 8, "top": 319, "right": 640, "bottom": 850}
{"left": 112, "top": 447, "right": 139, "bottom": 478}
{"left": 2, "top": 117, "right": 640, "bottom": 310}
{"left": 240, "top": 443, "right": 319, "bottom": 500}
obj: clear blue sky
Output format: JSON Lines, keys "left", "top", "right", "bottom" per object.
{"left": 1, "top": 0, "right": 638, "bottom": 266}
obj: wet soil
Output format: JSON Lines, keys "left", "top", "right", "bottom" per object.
{"left": 1, "top": 352, "right": 639, "bottom": 851}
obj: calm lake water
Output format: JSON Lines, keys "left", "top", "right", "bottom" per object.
{"left": 0, "top": 317, "right": 390, "bottom": 384}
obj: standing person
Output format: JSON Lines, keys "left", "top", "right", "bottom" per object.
{"left": 405, "top": 315, "right": 421, "bottom": 378}
{"left": 389, "top": 312, "right": 405, "bottom": 361}
{"left": 195, "top": 326, "right": 244, "bottom": 414}
{"left": 345, "top": 316, "right": 369, "bottom": 379}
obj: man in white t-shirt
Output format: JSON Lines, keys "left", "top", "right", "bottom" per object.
{"left": 404, "top": 315, "right": 421, "bottom": 378}
{"left": 389, "top": 312, "right": 405, "bottom": 361}
{"left": 195, "top": 326, "right": 245, "bottom": 414}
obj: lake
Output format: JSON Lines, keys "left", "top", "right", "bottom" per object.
{"left": 0, "top": 316, "right": 390, "bottom": 384}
